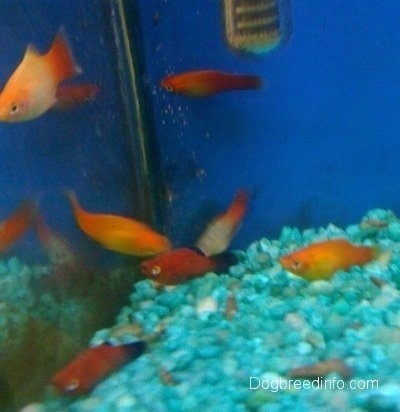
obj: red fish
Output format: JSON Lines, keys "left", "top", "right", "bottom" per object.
{"left": 66, "top": 190, "right": 171, "bottom": 256}
{"left": 161, "top": 70, "right": 262, "bottom": 97}
{"left": 0, "top": 28, "right": 81, "bottom": 122}
{"left": 53, "top": 83, "right": 99, "bottom": 110}
{"left": 279, "top": 239, "right": 381, "bottom": 281}
{"left": 0, "top": 200, "right": 35, "bottom": 253}
{"left": 51, "top": 341, "right": 146, "bottom": 395}
{"left": 196, "top": 189, "right": 249, "bottom": 256}
{"left": 140, "top": 247, "right": 236, "bottom": 285}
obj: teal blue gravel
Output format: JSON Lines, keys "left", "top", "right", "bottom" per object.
{"left": 34, "top": 208, "right": 400, "bottom": 411}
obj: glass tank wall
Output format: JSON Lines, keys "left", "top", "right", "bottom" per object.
{"left": 1, "top": 0, "right": 400, "bottom": 410}
{"left": 0, "top": 1, "right": 162, "bottom": 410}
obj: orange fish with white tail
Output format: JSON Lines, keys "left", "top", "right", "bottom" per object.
{"left": 196, "top": 189, "right": 249, "bottom": 256}
{"left": 0, "top": 28, "right": 81, "bottom": 122}
{"left": 279, "top": 239, "right": 384, "bottom": 281}
{"left": 161, "top": 70, "right": 262, "bottom": 97}
{"left": 66, "top": 190, "right": 171, "bottom": 256}
{"left": 0, "top": 200, "right": 35, "bottom": 252}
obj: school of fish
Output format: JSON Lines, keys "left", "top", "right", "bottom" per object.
{"left": 0, "top": 26, "right": 392, "bottom": 401}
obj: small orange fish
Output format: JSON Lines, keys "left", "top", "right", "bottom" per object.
{"left": 51, "top": 341, "right": 145, "bottom": 395}
{"left": 53, "top": 83, "right": 99, "bottom": 110}
{"left": 0, "top": 200, "right": 35, "bottom": 253}
{"left": 196, "top": 189, "right": 249, "bottom": 256}
{"left": 0, "top": 28, "right": 81, "bottom": 122}
{"left": 66, "top": 190, "right": 171, "bottom": 256}
{"left": 161, "top": 70, "right": 262, "bottom": 97}
{"left": 140, "top": 247, "right": 236, "bottom": 285}
{"left": 279, "top": 239, "right": 380, "bottom": 281}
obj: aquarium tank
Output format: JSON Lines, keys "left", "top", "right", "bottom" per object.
{"left": 1, "top": 0, "right": 400, "bottom": 411}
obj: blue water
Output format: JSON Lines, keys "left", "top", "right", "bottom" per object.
{"left": 1, "top": 1, "right": 400, "bottom": 409}
{"left": 0, "top": 1, "right": 140, "bottom": 261}
{"left": 1, "top": 1, "right": 399, "bottom": 251}
{"left": 138, "top": 0, "right": 400, "bottom": 248}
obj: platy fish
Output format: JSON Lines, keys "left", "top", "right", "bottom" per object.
{"left": 140, "top": 247, "right": 236, "bottom": 285}
{"left": 279, "top": 238, "right": 380, "bottom": 281}
{"left": 0, "top": 28, "right": 81, "bottom": 122}
{"left": 196, "top": 189, "right": 249, "bottom": 256}
{"left": 0, "top": 200, "right": 35, "bottom": 253}
{"left": 51, "top": 341, "right": 146, "bottom": 395}
{"left": 66, "top": 190, "right": 171, "bottom": 256}
{"left": 161, "top": 70, "right": 262, "bottom": 97}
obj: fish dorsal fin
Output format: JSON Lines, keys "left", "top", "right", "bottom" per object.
{"left": 19, "top": 44, "right": 41, "bottom": 68}
{"left": 25, "top": 44, "right": 41, "bottom": 58}
{"left": 46, "top": 28, "right": 81, "bottom": 82}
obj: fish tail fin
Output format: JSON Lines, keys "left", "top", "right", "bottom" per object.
{"left": 15, "top": 199, "right": 36, "bottom": 228}
{"left": 34, "top": 212, "right": 51, "bottom": 244}
{"left": 0, "top": 199, "right": 36, "bottom": 252}
{"left": 213, "top": 251, "right": 239, "bottom": 273}
{"left": 244, "top": 75, "right": 263, "bottom": 90}
{"left": 223, "top": 73, "right": 263, "bottom": 91}
{"left": 121, "top": 340, "right": 147, "bottom": 359}
{"left": 54, "top": 83, "right": 100, "bottom": 110}
{"left": 373, "top": 246, "right": 392, "bottom": 266}
{"left": 46, "top": 27, "right": 81, "bottom": 83}
{"left": 64, "top": 189, "right": 82, "bottom": 217}
{"left": 195, "top": 189, "right": 249, "bottom": 256}
{"left": 225, "top": 189, "right": 249, "bottom": 226}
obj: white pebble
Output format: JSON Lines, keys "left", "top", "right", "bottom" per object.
{"left": 116, "top": 394, "right": 137, "bottom": 408}
{"left": 196, "top": 297, "right": 218, "bottom": 318}
{"left": 307, "top": 280, "right": 334, "bottom": 295}
{"left": 19, "top": 403, "right": 45, "bottom": 412}
{"left": 284, "top": 312, "right": 308, "bottom": 331}
{"left": 296, "top": 341, "right": 313, "bottom": 355}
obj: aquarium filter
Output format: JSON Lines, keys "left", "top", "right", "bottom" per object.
{"left": 223, "top": 0, "right": 291, "bottom": 55}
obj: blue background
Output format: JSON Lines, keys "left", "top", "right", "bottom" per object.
{"left": 0, "top": 1, "right": 400, "bottom": 258}
{"left": 139, "top": 0, "right": 400, "bottom": 248}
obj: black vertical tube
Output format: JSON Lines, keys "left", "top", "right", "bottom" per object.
{"left": 109, "top": 0, "right": 165, "bottom": 229}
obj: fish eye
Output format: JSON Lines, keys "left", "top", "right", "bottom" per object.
{"left": 10, "top": 103, "right": 19, "bottom": 115}
{"left": 292, "top": 260, "right": 301, "bottom": 269}
{"left": 151, "top": 265, "right": 161, "bottom": 276}
{"left": 65, "top": 378, "right": 80, "bottom": 392}
{"left": 165, "top": 86, "right": 173, "bottom": 92}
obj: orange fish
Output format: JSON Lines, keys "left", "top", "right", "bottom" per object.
{"left": 161, "top": 70, "right": 262, "bottom": 97}
{"left": 0, "top": 28, "right": 81, "bottom": 122}
{"left": 51, "top": 341, "right": 145, "bottom": 395}
{"left": 0, "top": 200, "right": 35, "bottom": 253}
{"left": 196, "top": 189, "right": 249, "bottom": 256}
{"left": 140, "top": 247, "right": 236, "bottom": 285}
{"left": 53, "top": 83, "right": 99, "bottom": 110}
{"left": 66, "top": 190, "right": 171, "bottom": 256}
{"left": 279, "top": 239, "right": 380, "bottom": 281}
